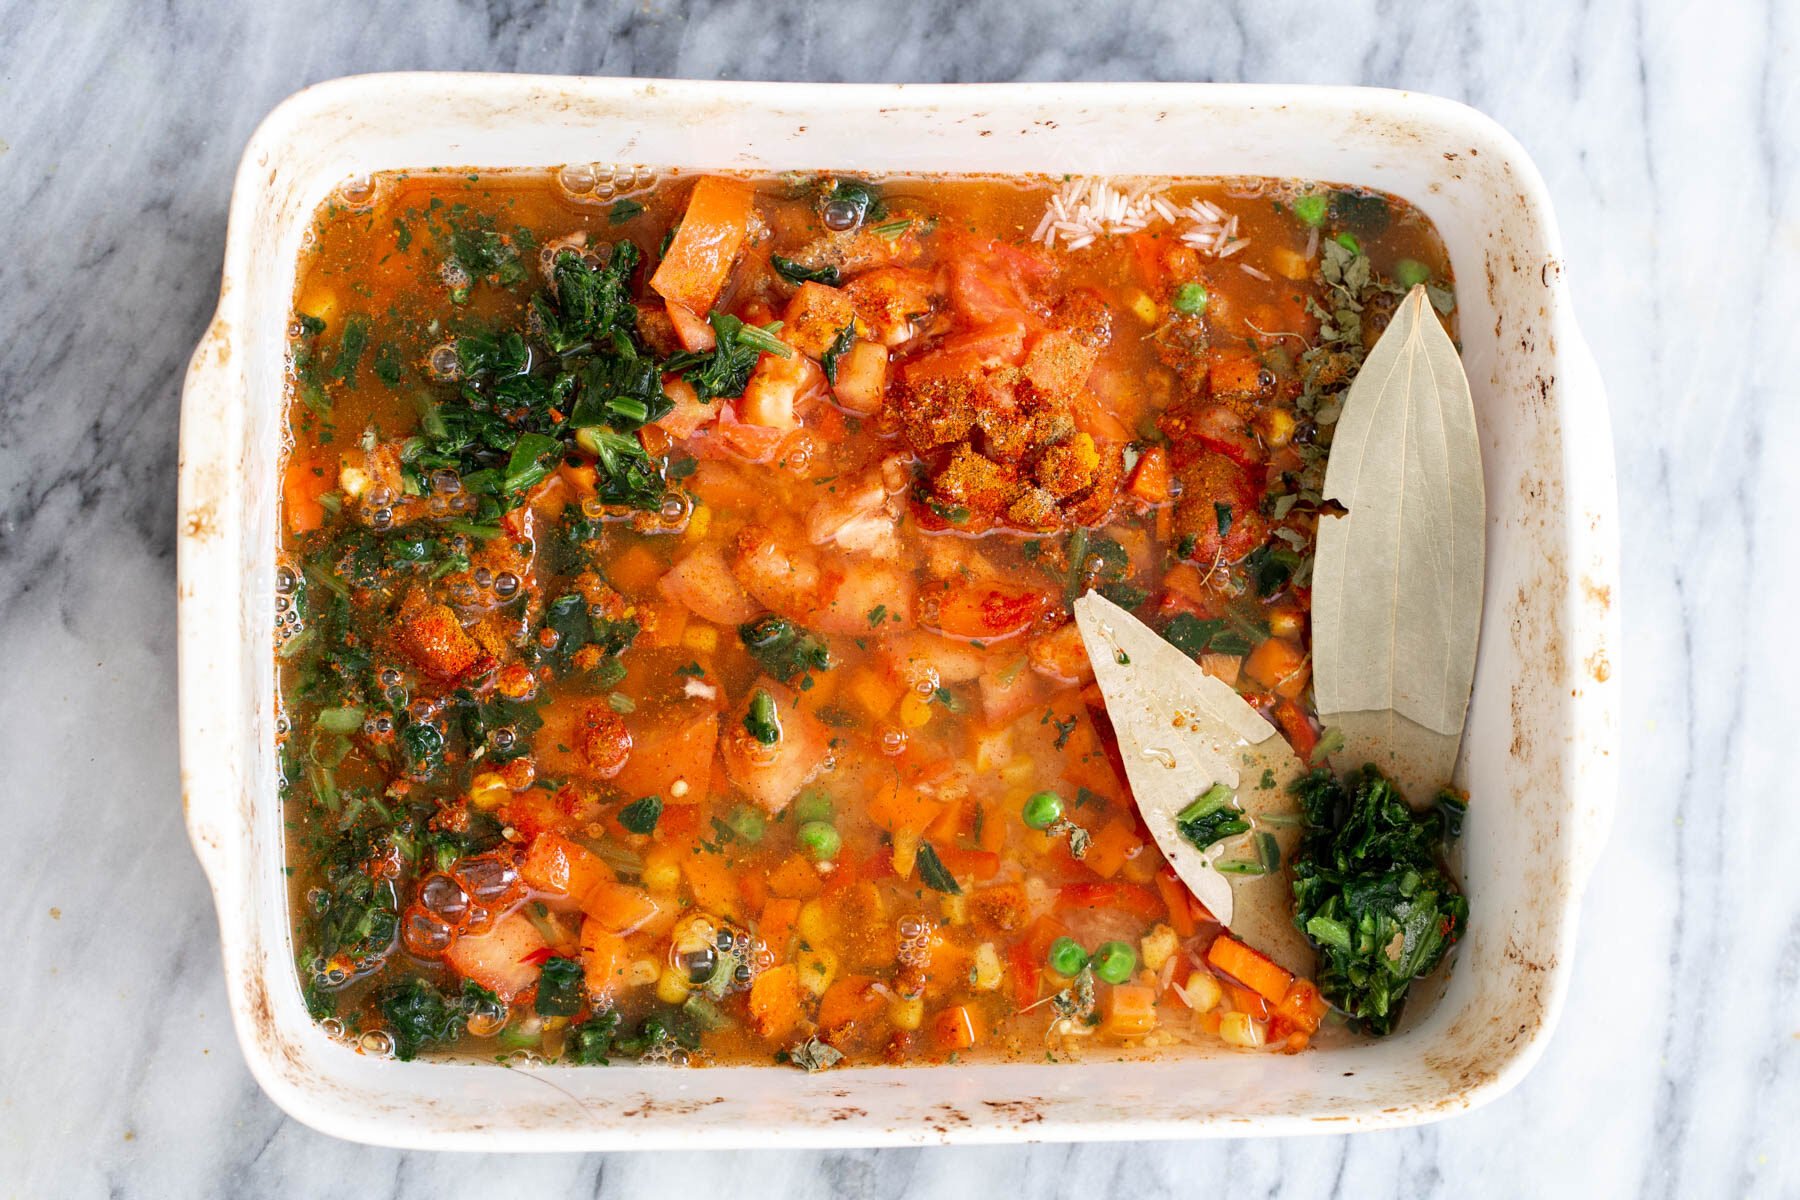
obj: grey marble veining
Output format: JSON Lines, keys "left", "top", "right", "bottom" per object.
{"left": 1, "top": 0, "right": 1795, "bottom": 1196}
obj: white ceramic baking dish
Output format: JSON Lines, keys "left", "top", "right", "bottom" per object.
{"left": 177, "top": 74, "right": 1620, "bottom": 1149}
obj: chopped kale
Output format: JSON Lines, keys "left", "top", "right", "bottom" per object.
{"left": 1290, "top": 765, "right": 1469, "bottom": 1036}
{"left": 739, "top": 614, "right": 832, "bottom": 684}
{"left": 534, "top": 956, "right": 585, "bottom": 1018}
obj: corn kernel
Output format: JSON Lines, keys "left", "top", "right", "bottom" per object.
{"left": 684, "top": 503, "right": 712, "bottom": 541}
{"left": 973, "top": 729, "right": 1013, "bottom": 772}
{"left": 655, "top": 965, "right": 691, "bottom": 1005}
{"left": 898, "top": 692, "right": 933, "bottom": 729}
{"left": 1219, "top": 1010, "right": 1266, "bottom": 1049}
{"left": 972, "top": 942, "right": 1004, "bottom": 991}
{"left": 797, "top": 899, "right": 831, "bottom": 946}
{"left": 468, "top": 771, "right": 510, "bottom": 811}
{"left": 1268, "top": 607, "right": 1305, "bottom": 640}
{"left": 1270, "top": 246, "right": 1311, "bottom": 281}
{"left": 891, "top": 829, "right": 921, "bottom": 879}
{"left": 628, "top": 958, "right": 660, "bottom": 987}
{"left": 1262, "top": 408, "right": 1297, "bottom": 448}
{"left": 938, "top": 893, "right": 969, "bottom": 926}
{"left": 642, "top": 847, "right": 682, "bottom": 894}
{"left": 1126, "top": 289, "right": 1159, "bottom": 325}
{"left": 1000, "top": 757, "right": 1036, "bottom": 787}
{"left": 1178, "top": 972, "right": 1222, "bottom": 1013}
{"left": 797, "top": 946, "right": 838, "bottom": 997}
{"left": 682, "top": 622, "right": 719, "bottom": 654}
{"left": 889, "top": 995, "right": 925, "bottom": 1031}
{"left": 1140, "top": 924, "right": 1180, "bottom": 973}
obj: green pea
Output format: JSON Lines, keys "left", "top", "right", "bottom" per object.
{"left": 1394, "top": 258, "right": 1430, "bottom": 288}
{"left": 1093, "top": 940, "right": 1137, "bottom": 984}
{"left": 793, "top": 789, "right": 834, "bottom": 824}
{"left": 726, "top": 805, "right": 766, "bottom": 844}
{"left": 1022, "top": 790, "right": 1064, "bottom": 831}
{"left": 1047, "top": 936, "right": 1089, "bottom": 977}
{"left": 1172, "top": 282, "right": 1208, "bottom": 316}
{"left": 1335, "top": 231, "right": 1361, "bottom": 254}
{"left": 1290, "top": 193, "right": 1327, "bottom": 228}
{"left": 797, "top": 821, "right": 841, "bottom": 862}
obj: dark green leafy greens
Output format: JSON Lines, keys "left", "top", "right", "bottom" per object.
{"left": 378, "top": 977, "right": 505, "bottom": 1061}
{"left": 739, "top": 615, "right": 832, "bottom": 685}
{"left": 1289, "top": 765, "right": 1469, "bottom": 1036}
{"left": 1175, "top": 783, "right": 1251, "bottom": 851}
{"left": 534, "top": 956, "right": 585, "bottom": 1018}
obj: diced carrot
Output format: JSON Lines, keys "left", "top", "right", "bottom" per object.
{"left": 665, "top": 301, "right": 716, "bottom": 352}
{"left": 748, "top": 963, "right": 804, "bottom": 1040}
{"left": 557, "top": 461, "right": 598, "bottom": 501}
{"left": 818, "top": 975, "right": 886, "bottom": 1034}
{"left": 969, "top": 881, "right": 1031, "bottom": 931}
{"left": 865, "top": 778, "right": 945, "bottom": 837}
{"left": 760, "top": 897, "right": 802, "bottom": 958}
{"left": 638, "top": 597, "right": 688, "bottom": 651}
{"left": 738, "top": 867, "right": 769, "bottom": 916}
{"left": 1206, "top": 934, "right": 1295, "bottom": 1005}
{"left": 658, "top": 801, "right": 703, "bottom": 838}
{"left": 578, "top": 925, "right": 628, "bottom": 1001}
{"left": 975, "top": 799, "right": 1007, "bottom": 854}
{"left": 1008, "top": 938, "right": 1043, "bottom": 1009}
{"left": 649, "top": 177, "right": 755, "bottom": 315}
{"left": 847, "top": 667, "right": 903, "bottom": 718}
{"left": 1273, "top": 698, "right": 1319, "bottom": 763}
{"left": 935, "top": 846, "right": 1001, "bottom": 884}
{"left": 1244, "top": 635, "right": 1311, "bottom": 699}
{"left": 1127, "top": 445, "right": 1172, "bottom": 504}
{"left": 283, "top": 452, "right": 336, "bottom": 534}
{"left": 681, "top": 846, "right": 742, "bottom": 921}
{"left": 613, "top": 706, "right": 718, "bottom": 802}
{"left": 606, "top": 542, "right": 665, "bottom": 594}
{"left": 579, "top": 880, "right": 663, "bottom": 935}
{"left": 1274, "top": 978, "right": 1329, "bottom": 1035}
{"left": 1128, "top": 233, "right": 1164, "bottom": 289}
{"left": 931, "top": 1004, "right": 981, "bottom": 1052}
{"left": 519, "top": 832, "right": 612, "bottom": 900}
{"left": 927, "top": 794, "right": 963, "bottom": 842}
{"left": 1098, "top": 983, "right": 1159, "bottom": 1038}
{"left": 1081, "top": 817, "right": 1143, "bottom": 880}
{"left": 1055, "top": 881, "right": 1166, "bottom": 923}
{"left": 1207, "top": 346, "right": 1270, "bottom": 402}
{"left": 1226, "top": 981, "right": 1273, "bottom": 1022}
{"left": 766, "top": 852, "right": 825, "bottom": 900}
{"left": 1197, "top": 1008, "right": 1224, "bottom": 1036}
{"left": 1154, "top": 867, "right": 1198, "bottom": 937}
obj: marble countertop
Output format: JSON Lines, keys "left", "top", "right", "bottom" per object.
{"left": 2, "top": 0, "right": 1793, "bottom": 1195}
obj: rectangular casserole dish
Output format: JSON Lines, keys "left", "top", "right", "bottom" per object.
{"left": 177, "top": 74, "right": 1620, "bottom": 1149}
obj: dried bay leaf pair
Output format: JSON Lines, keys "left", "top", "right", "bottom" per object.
{"left": 1079, "top": 285, "right": 1483, "bottom": 975}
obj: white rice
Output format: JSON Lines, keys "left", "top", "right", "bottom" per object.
{"left": 1032, "top": 176, "right": 1253, "bottom": 260}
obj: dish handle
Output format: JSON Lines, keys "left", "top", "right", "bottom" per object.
{"left": 177, "top": 317, "right": 250, "bottom": 900}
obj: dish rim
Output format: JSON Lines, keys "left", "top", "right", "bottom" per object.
{"left": 176, "top": 72, "right": 1620, "bottom": 1149}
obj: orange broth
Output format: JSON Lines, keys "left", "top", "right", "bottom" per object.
{"left": 277, "top": 168, "right": 1453, "bottom": 1066}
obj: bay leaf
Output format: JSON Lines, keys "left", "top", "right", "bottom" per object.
{"left": 1073, "top": 592, "right": 1313, "bottom": 976}
{"left": 1312, "top": 283, "right": 1485, "bottom": 780}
